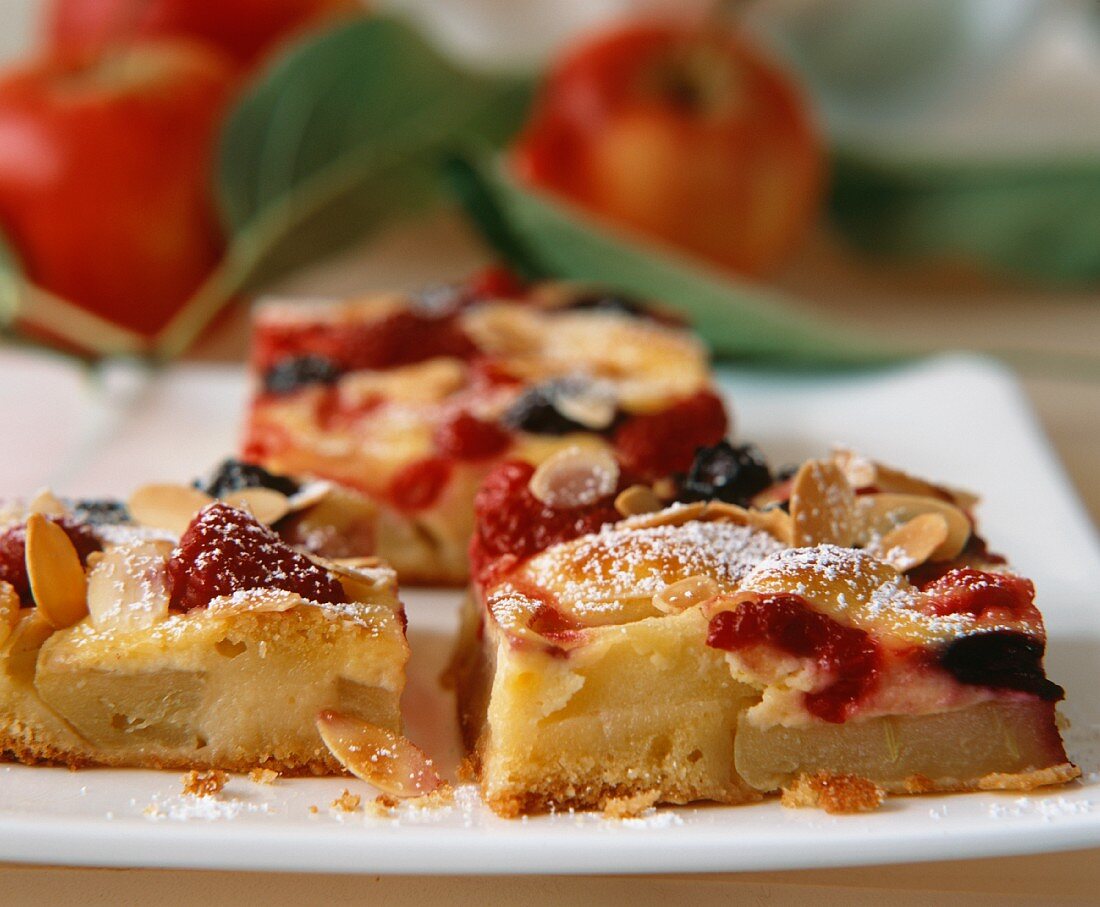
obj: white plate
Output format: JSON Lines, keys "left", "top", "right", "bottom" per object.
{"left": 1, "top": 351, "right": 1099, "bottom": 874}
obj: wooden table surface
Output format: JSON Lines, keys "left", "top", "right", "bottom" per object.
{"left": 7, "top": 212, "right": 1100, "bottom": 903}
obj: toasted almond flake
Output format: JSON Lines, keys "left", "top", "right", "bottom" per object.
{"left": 0, "top": 581, "right": 19, "bottom": 647}
{"left": 553, "top": 383, "right": 617, "bottom": 430}
{"left": 653, "top": 574, "right": 720, "bottom": 614}
{"left": 614, "top": 484, "right": 664, "bottom": 517}
{"left": 790, "top": 460, "right": 856, "bottom": 547}
{"left": 222, "top": 487, "right": 290, "bottom": 525}
{"left": 316, "top": 710, "right": 444, "bottom": 799}
{"left": 128, "top": 484, "right": 213, "bottom": 535}
{"left": 286, "top": 481, "right": 332, "bottom": 514}
{"left": 832, "top": 449, "right": 979, "bottom": 510}
{"left": 620, "top": 501, "right": 707, "bottom": 530}
{"left": 528, "top": 445, "right": 619, "bottom": 509}
{"left": 86, "top": 539, "right": 174, "bottom": 631}
{"left": 25, "top": 513, "right": 88, "bottom": 630}
{"left": 3, "top": 609, "right": 55, "bottom": 679}
{"left": 871, "top": 513, "right": 950, "bottom": 572}
{"left": 27, "top": 488, "right": 66, "bottom": 517}
{"left": 854, "top": 493, "right": 971, "bottom": 562}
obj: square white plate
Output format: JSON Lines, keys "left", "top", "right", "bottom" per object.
{"left": 0, "top": 351, "right": 1098, "bottom": 874}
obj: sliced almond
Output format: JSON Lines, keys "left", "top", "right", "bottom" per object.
{"left": 528, "top": 445, "right": 619, "bottom": 509}
{"left": 614, "top": 484, "right": 664, "bottom": 517}
{"left": 854, "top": 493, "right": 971, "bottom": 562}
{"left": 27, "top": 488, "right": 66, "bottom": 517}
{"left": 316, "top": 710, "right": 444, "bottom": 798}
{"left": 2, "top": 609, "right": 55, "bottom": 682}
{"left": 86, "top": 539, "right": 174, "bottom": 632}
{"left": 553, "top": 382, "right": 618, "bottom": 430}
{"left": 869, "top": 513, "right": 951, "bottom": 572}
{"left": 286, "top": 481, "right": 333, "bottom": 514}
{"left": 620, "top": 501, "right": 707, "bottom": 529}
{"left": 653, "top": 574, "right": 720, "bottom": 614}
{"left": 833, "top": 449, "right": 978, "bottom": 510}
{"left": 25, "top": 514, "right": 88, "bottom": 630}
{"left": 128, "top": 484, "right": 213, "bottom": 535}
{"left": 789, "top": 460, "right": 856, "bottom": 547}
{"left": 222, "top": 487, "right": 290, "bottom": 525}
{"left": 0, "top": 581, "right": 19, "bottom": 647}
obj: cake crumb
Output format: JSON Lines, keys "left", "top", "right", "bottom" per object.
{"left": 781, "top": 772, "right": 885, "bottom": 814}
{"left": 456, "top": 756, "right": 478, "bottom": 783}
{"left": 408, "top": 784, "right": 455, "bottom": 810}
{"left": 601, "top": 791, "right": 660, "bottom": 819}
{"left": 249, "top": 767, "right": 280, "bottom": 785}
{"left": 331, "top": 789, "right": 361, "bottom": 813}
{"left": 308, "top": 805, "right": 319, "bottom": 814}
{"left": 366, "top": 794, "right": 400, "bottom": 817}
{"left": 181, "top": 770, "right": 228, "bottom": 798}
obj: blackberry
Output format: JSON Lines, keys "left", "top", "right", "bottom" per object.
{"left": 678, "top": 441, "right": 773, "bottom": 506}
{"left": 194, "top": 459, "right": 300, "bottom": 499}
{"left": 941, "top": 631, "right": 1063, "bottom": 701}
{"left": 502, "top": 379, "right": 618, "bottom": 436}
{"left": 263, "top": 355, "right": 342, "bottom": 395}
{"left": 69, "top": 499, "right": 130, "bottom": 526}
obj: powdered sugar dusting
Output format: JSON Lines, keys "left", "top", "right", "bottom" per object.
{"left": 524, "top": 521, "right": 785, "bottom": 611}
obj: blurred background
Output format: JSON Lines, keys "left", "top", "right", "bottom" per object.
{"left": 0, "top": 0, "right": 1097, "bottom": 514}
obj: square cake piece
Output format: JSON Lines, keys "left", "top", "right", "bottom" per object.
{"left": 450, "top": 445, "right": 1077, "bottom": 816}
{"left": 0, "top": 493, "right": 408, "bottom": 774}
{"left": 242, "top": 272, "right": 728, "bottom": 584}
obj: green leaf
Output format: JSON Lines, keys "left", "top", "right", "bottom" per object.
{"left": 445, "top": 156, "right": 906, "bottom": 368}
{"left": 0, "top": 229, "right": 22, "bottom": 329}
{"left": 830, "top": 152, "right": 1100, "bottom": 284}
{"left": 214, "top": 15, "right": 532, "bottom": 291}
{"left": 140, "top": 14, "right": 535, "bottom": 359}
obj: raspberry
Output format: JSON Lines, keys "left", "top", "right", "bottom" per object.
{"left": 470, "top": 461, "right": 621, "bottom": 585}
{"left": 466, "top": 265, "right": 527, "bottom": 300}
{"left": 707, "top": 594, "right": 881, "bottom": 724}
{"left": 919, "top": 569, "right": 1038, "bottom": 623}
{"left": 434, "top": 412, "right": 511, "bottom": 461}
{"left": 387, "top": 457, "right": 452, "bottom": 512}
{"left": 613, "top": 389, "right": 728, "bottom": 479}
{"left": 253, "top": 311, "right": 477, "bottom": 374}
{"left": 0, "top": 516, "right": 101, "bottom": 604}
{"left": 167, "top": 502, "right": 345, "bottom": 611}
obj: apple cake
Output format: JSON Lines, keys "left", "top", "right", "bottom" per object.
{"left": 241, "top": 270, "right": 729, "bottom": 584}
{"left": 450, "top": 443, "right": 1078, "bottom": 816}
{"left": 0, "top": 492, "right": 409, "bottom": 774}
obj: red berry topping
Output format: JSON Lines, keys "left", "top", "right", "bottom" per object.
{"left": 0, "top": 515, "right": 101, "bottom": 604}
{"left": 254, "top": 310, "right": 477, "bottom": 375}
{"left": 434, "top": 412, "right": 511, "bottom": 461}
{"left": 613, "top": 389, "right": 728, "bottom": 479}
{"left": 467, "top": 265, "right": 528, "bottom": 300}
{"left": 167, "top": 502, "right": 346, "bottom": 612}
{"left": 707, "top": 594, "right": 881, "bottom": 723}
{"left": 470, "top": 461, "right": 622, "bottom": 586}
{"left": 919, "top": 568, "right": 1039, "bottom": 624}
{"left": 387, "top": 457, "right": 453, "bottom": 512}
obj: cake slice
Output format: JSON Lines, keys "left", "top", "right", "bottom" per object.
{"left": 450, "top": 445, "right": 1077, "bottom": 816}
{"left": 242, "top": 271, "right": 728, "bottom": 584}
{"left": 0, "top": 493, "right": 408, "bottom": 774}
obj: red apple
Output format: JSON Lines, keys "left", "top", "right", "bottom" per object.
{"left": 512, "top": 19, "right": 824, "bottom": 278}
{"left": 0, "top": 41, "right": 235, "bottom": 338}
{"left": 46, "top": 0, "right": 360, "bottom": 71}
